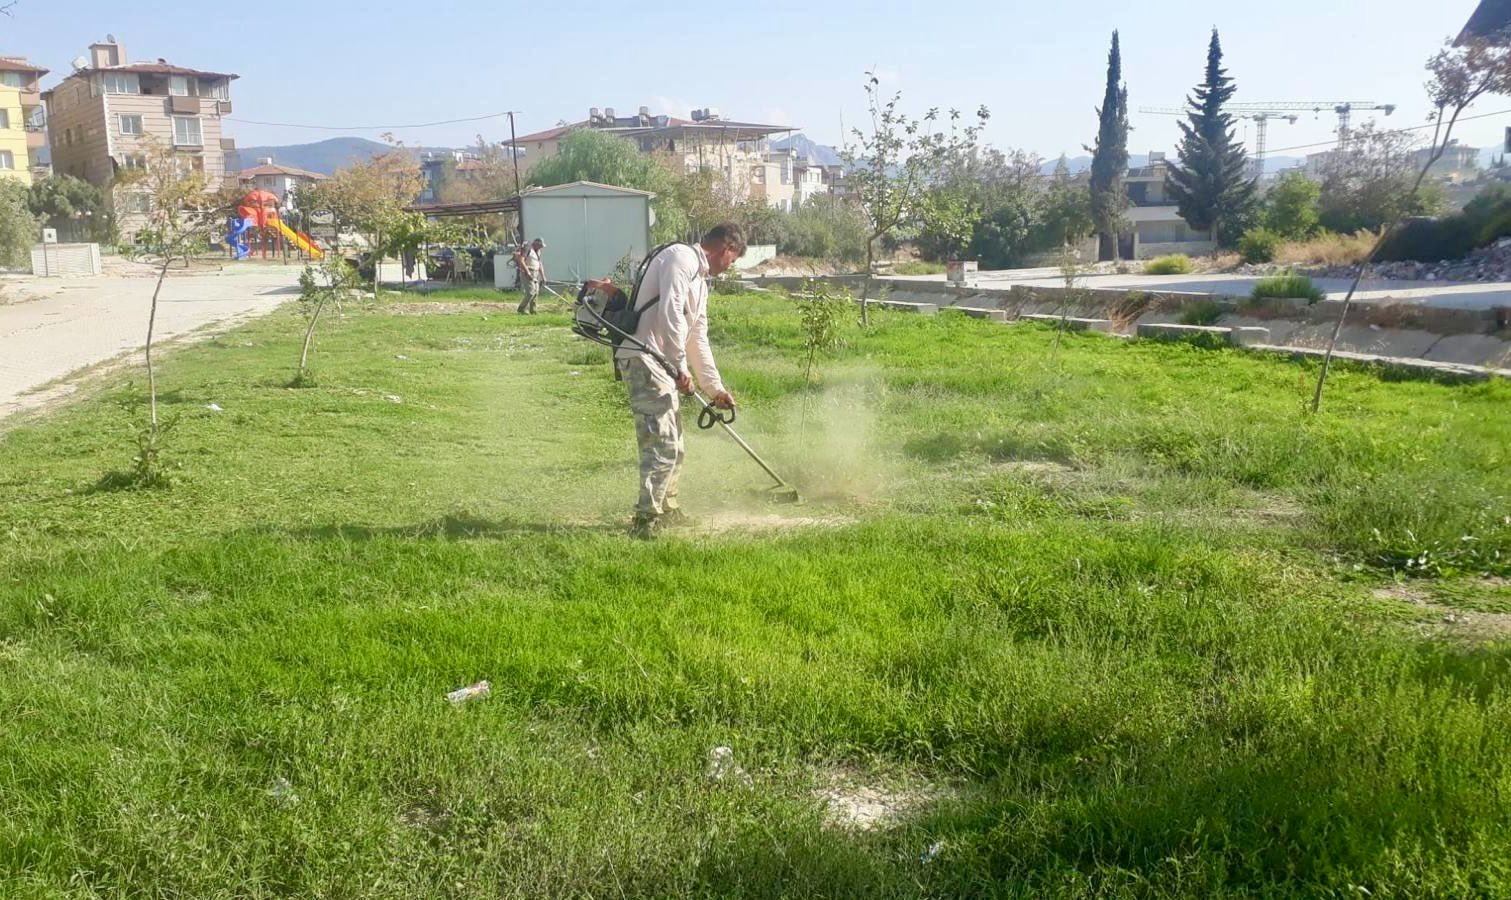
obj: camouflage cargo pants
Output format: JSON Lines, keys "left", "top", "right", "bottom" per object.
{"left": 517, "top": 270, "right": 540, "bottom": 314}
{"left": 619, "top": 356, "right": 683, "bottom": 517}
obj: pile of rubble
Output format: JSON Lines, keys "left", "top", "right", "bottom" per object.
{"left": 1236, "top": 238, "right": 1511, "bottom": 284}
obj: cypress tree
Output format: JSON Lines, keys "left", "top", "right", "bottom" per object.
{"left": 1166, "top": 29, "right": 1257, "bottom": 244}
{"left": 1088, "top": 31, "right": 1130, "bottom": 260}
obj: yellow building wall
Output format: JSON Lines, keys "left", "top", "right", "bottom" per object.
{"left": 0, "top": 86, "right": 30, "bottom": 185}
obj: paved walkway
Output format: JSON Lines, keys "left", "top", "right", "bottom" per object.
{"left": 0, "top": 268, "right": 299, "bottom": 421}
{"left": 886, "top": 269, "right": 1511, "bottom": 310}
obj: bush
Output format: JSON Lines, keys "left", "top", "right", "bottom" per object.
{"left": 0, "top": 179, "right": 39, "bottom": 268}
{"left": 1262, "top": 171, "right": 1322, "bottom": 239}
{"left": 774, "top": 199, "right": 869, "bottom": 263}
{"left": 1143, "top": 254, "right": 1194, "bottom": 275}
{"left": 1375, "top": 216, "right": 1477, "bottom": 263}
{"left": 1237, "top": 227, "right": 1281, "bottom": 264}
{"left": 1178, "top": 299, "right": 1225, "bottom": 326}
{"left": 891, "top": 260, "right": 946, "bottom": 276}
{"left": 1252, "top": 274, "right": 1325, "bottom": 304}
{"left": 1276, "top": 230, "right": 1378, "bottom": 267}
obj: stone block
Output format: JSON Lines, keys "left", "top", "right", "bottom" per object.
{"left": 1227, "top": 326, "right": 1271, "bottom": 347}
{"left": 1019, "top": 314, "right": 1114, "bottom": 333}
{"left": 882, "top": 300, "right": 938, "bottom": 316}
{"left": 950, "top": 307, "right": 1009, "bottom": 322}
{"left": 1135, "top": 322, "right": 1232, "bottom": 346}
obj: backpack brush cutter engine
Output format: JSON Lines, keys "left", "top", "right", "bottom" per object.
{"left": 573, "top": 281, "right": 801, "bottom": 505}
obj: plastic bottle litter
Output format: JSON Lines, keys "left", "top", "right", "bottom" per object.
{"left": 384, "top": 394, "right": 404, "bottom": 404}
{"left": 206, "top": 403, "right": 223, "bottom": 412}
{"left": 267, "top": 776, "right": 300, "bottom": 806}
{"left": 706, "top": 746, "right": 746, "bottom": 782}
{"left": 446, "top": 680, "right": 491, "bottom": 705}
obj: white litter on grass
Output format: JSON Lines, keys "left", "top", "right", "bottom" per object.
{"left": 921, "top": 841, "right": 944, "bottom": 863}
{"left": 268, "top": 776, "right": 300, "bottom": 806}
{"left": 813, "top": 768, "right": 948, "bottom": 832}
{"left": 706, "top": 746, "right": 748, "bottom": 783}
{"left": 396, "top": 354, "right": 409, "bottom": 360}
{"left": 206, "top": 403, "right": 223, "bottom": 412}
{"left": 446, "top": 680, "right": 491, "bottom": 705}
{"left": 384, "top": 394, "right": 403, "bottom": 404}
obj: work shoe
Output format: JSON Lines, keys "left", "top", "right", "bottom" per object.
{"left": 630, "top": 513, "right": 661, "bottom": 540}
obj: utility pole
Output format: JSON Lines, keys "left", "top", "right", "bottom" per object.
{"left": 506, "top": 111, "right": 523, "bottom": 244}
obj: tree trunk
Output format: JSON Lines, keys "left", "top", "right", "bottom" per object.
{"left": 1311, "top": 104, "right": 1467, "bottom": 413}
{"left": 146, "top": 253, "right": 171, "bottom": 437}
{"left": 298, "top": 295, "right": 328, "bottom": 379}
{"left": 371, "top": 228, "right": 382, "bottom": 298}
{"left": 861, "top": 238, "right": 875, "bottom": 327}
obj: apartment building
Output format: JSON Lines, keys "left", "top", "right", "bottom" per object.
{"left": 506, "top": 106, "right": 817, "bottom": 210}
{"left": 235, "top": 157, "right": 325, "bottom": 206}
{"left": 0, "top": 56, "right": 48, "bottom": 185}
{"left": 43, "top": 38, "right": 237, "bottom": 234}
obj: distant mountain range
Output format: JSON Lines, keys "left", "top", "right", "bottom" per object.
{"left": 771, "top": 134, "right": 845, "bottom": 168}
{"left": 226, "top": 137, "right": 436, "bottom": 175}
{"left": 221, "top": 133, "right": 1316, "bottom": 180}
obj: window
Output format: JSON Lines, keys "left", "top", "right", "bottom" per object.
{"left": 104, "top": 72, "right": 139, "bottom": 94}
{"left": 124, "top": 193, "right": 151, "bottom": 214}
{"left": 0, "top": 151, "right": 12, "bottom": 170}
{"left": 202, "top": 79, "right": 228, "bottom": 100}
{"left": 1, "top": 72, "right": 22, "bottom": 88}
{"left": 173, "top": 153, "right": 204, "bottom": 177}
{"left": 172, "top": 116, "right": 202, "bottom": 146}
{"left": 119, "top": 114, "right": 143, "bottom": 135}
{"left": 169, "top": 75, "right": 191, "bottom": 96}
{"left": 0, "top": 110, "right": 9, "bottom": 130}
{"left": 120, "top": 153, "right": 147, "bottom": 170}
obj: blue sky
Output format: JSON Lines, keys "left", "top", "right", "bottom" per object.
{"left": 9, "top": 1, "right": 1507, "bottom": 162}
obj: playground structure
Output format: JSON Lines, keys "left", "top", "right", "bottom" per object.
{"left": 226, "top": 190, "right": 323, "bottom": 261}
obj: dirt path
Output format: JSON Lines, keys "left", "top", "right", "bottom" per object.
{"left": 0, "top": 269, "right": 298, "bottom": 423}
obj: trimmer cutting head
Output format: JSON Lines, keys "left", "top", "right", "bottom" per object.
{"left": 764, "top": 484, "right": 802, "bottom": 505}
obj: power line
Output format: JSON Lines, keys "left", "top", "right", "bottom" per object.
{"left": 223, "top": 112, "right": 510, "bottom": 131}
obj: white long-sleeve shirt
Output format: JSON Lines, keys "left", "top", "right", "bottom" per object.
{"left": 614, "top": 243, "right": 725, "bottom": 396}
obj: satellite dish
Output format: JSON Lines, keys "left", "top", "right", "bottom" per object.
{"left": 71, "top": 56, "right": 89, "bottom": 71}
{"left": 106, "top": 34, "right": 117, "bottom": 43}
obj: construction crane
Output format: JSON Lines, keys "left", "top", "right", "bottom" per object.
{"left": 1138, "top": 101, "right": 1397, "bottom": 177}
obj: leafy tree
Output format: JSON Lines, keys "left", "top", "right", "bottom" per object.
{"left": 916, "top": 146, "right": 1039, "bottom": 264}
{"left": 1029, "top": 155, "right": 1094, "bottom": 253}
{"left": 1313, "top": 36, "right": 1511, "bottom": 412}
{"left": 1261, "top": 171, "right": 1321, "bottom": 239}
{"left": 1316, "top": 124, "right": 1446, "bottom": 233}
{"left": 303, "top": 149, "right": 425, "bottom": 295}
{"left": 842, "top": 71, "right": 988, "bottom": 322}
{"left": 28, "top": 174, "right": 110, "bottom": 243}
{"left": 112, "top": 136, "right": 237, "bottom": 485}
{"left": 433, "top": 137, "right": 523, "bottom": 243}
{"left": 294, "top": 257, "right": 362, "bottom": 385}
{"left": 774, "top": 197, "right": 870, "bottom": 262}
{"left": 528, "top": 129, "right": 688, "bottom": 242}
{"left": 0, "top": 179, "right": 37, "bottom": 268}
{"left": 1166, "top": 29, "right": 1257, "bottom": 246}
{"left": 1087, "top": 31, "right": 1130, "bottom": 260}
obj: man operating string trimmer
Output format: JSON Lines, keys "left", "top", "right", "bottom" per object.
{"left": 584, "top": 223, "right": 745, "bottom": 538}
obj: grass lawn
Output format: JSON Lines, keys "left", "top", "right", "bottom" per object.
{"left": 1, "top": 290, "right": 1508, "bottom": 897}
